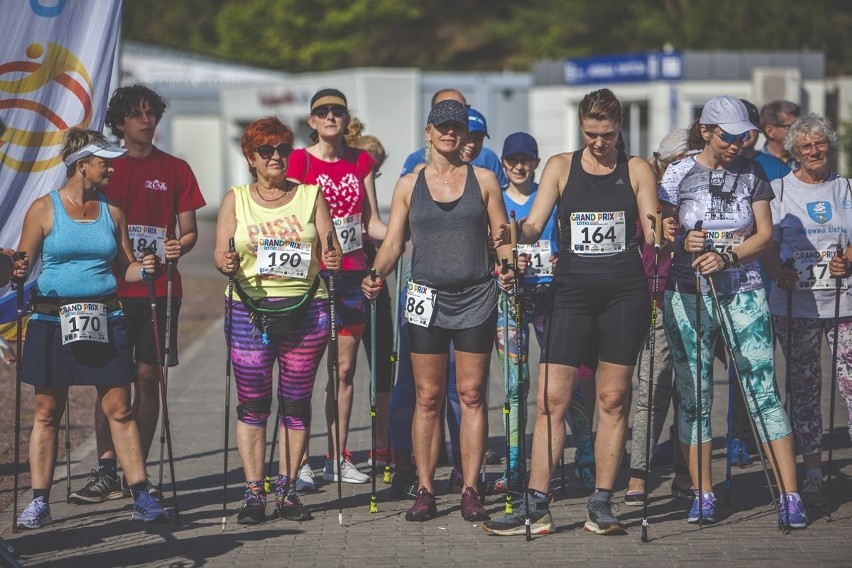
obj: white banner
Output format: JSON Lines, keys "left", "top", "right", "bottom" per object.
{"left": 0, "top": 0, "right": 122, "bottom": 335}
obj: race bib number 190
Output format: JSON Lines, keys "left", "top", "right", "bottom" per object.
{"left": 128, "top": 225, "right": 166, "bottom": 263}
{"left": 334, "top": 214, "right": 363, "bottom": 254}
{"left": 257, "top": 238, "right": 311, "bottom": 279}
{"left": 59, "top": 302, "right": 108, "bottom": 345}
{"left": 405, "top": 281, "right": 436, "bottom": 328}
{"left": 569, "top": 211, "right": 626, "bottom": 254}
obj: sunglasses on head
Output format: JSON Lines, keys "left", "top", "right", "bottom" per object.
{"left": 714, "top": 129, "right": 749, "bottom": 144}
{"left": 256, "top": 143, "right": 293, "bottom": 159}
{"left": 311, "top": 105, "right": 347, "bottom": 118}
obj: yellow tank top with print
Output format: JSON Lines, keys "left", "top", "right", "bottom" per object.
{"left": 228, "top": 183, "right": 328, "bottom": 301}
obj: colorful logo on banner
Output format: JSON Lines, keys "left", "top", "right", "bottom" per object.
{"left": 0, "top": 41, "right": 93, "bottom": 173}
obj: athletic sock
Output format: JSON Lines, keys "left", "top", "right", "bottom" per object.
{"left": 98, "top": 458, "right": 117, "bottom": 478}
{"left": 805, "top": 468, "right": 822, "bottom": 480}
{"left": 783, "top": 491, "right": 802, "bottom": 502}
{"left": 129, "top": 482, "right": 147, "bottom": 499}
{"left": 33, "top": 488, "right": 50, "bottom": 502}
{"left": 275, "top": 475, "right": 292, "bottom": 496}
{"left": 529, "top": 488, "right": 548, "bottom": 501}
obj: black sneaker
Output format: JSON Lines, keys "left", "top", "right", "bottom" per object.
{"left": 69, "top": 470, "right": 123, "bottom": 504}
{"left": 484, "top": 447, "right": 502, "bottom": 466}
{"left": 121, "top": 476, "right": 163, "bottom": 500}
{"left": 275, "top": 489, "right": 312, "bottom": 522}
{"left": 236, "top": 485, "right": 267, "bottom": 525}
{"left": 584, "top": 496, "right": 626, "bottom": 535}
{"left": 482, "top": 494, "right": 555, "bottom": 536}
{"left": 390, "top": 470, "right": 419, "bottom": 500}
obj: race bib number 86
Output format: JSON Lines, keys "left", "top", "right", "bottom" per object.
{"left": 405, "top": 281, "right": 436, "bottom": 328}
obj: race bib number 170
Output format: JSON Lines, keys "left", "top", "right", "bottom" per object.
{"left": 59, "top": 302, "right": 108, "bottom": 345}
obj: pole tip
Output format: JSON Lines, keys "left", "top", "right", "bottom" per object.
{"left": 338, "top": 512, "right": 343, "bottom": 525}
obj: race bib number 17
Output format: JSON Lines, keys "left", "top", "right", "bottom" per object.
{"left": 795, "top": 249, "right": 848, "bottom": 291}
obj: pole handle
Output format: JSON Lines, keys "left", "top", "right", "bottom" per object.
{"left": 509, "top": 210, "right": 518, "bottom": 248}
{"left": 653, "top": 205, "right": 662, "bottom": 250}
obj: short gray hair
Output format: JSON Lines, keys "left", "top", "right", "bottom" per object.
{"left": 784, "top": 113, "right": 837, "bottom": 160}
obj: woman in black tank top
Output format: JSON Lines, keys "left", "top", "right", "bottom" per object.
{"left": 362, "top": 100, "right": 516, "bottom": 523}
{"left": 484, "top": 89, "right": 659, "bottom": 537}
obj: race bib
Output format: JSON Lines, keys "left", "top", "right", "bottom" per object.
{"left": 518, "top": 241, "right": 553, "bottom": 277}
{"left": 794, "top": 249, "right": 848, "bottom": 291}
{"left": 569, "top": 211, "right": 626, "bottom": 254}
{"left": 257, "top": 238, "right": 311, "bottom": 279}
{"left": 128, "top": 225, "right": 166, "bottom": 263}
{"left": 59, "top": 302, "right": 108, "bottom": 345}
{"left": 404, "top": 281, "right": 436, "bottom": 328}
{"left": 706, "top": 229, "right": 746, "bottom": 254}
{"left": 334, "top": 214, "right": 363, "bottom": 254}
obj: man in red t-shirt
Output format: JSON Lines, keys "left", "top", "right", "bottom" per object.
{"left": 70, "top": 85, "right": 206, "bottom": 503}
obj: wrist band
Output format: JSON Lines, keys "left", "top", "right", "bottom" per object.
{"left": 141, "top": 267, "right": 148, "bottom": 281}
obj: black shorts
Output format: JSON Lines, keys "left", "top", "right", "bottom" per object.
{"left": 542, "top": 270, "right": 649, "bottom": 368}
{"left": 22, "top": 316, "right": 136, "bottom": 388}
{"left": 408, "top": 308, "right": 497, "bottom": 355}
{"left": 121, "top": 297, "right": 181, "bottom": 367}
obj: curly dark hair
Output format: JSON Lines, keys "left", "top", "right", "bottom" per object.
{"left": 105, "top": 84, "right": 167, "bottom": 139}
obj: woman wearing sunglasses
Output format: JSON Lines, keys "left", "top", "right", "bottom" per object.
{"left": 660, "top": 95, "right": 805, "bottom": 528}
{"left": 215, "top": 117, "right": 341, "bottom": 524}
{"left": 285, "top": 89, "right": 387, "bottom": 487}
{"left": 763, "top": 113, "right": 852, "bottom": 508}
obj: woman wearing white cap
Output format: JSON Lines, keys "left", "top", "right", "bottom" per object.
{"left": 12, "top": 128, "right": 168, "bottom": 529}
{"left": 660, "top": 95, "right": 805, "bottom": 527}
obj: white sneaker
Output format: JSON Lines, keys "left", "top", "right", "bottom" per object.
{"left": 295, "top": 463, "right": 316, "bottom": 492}
{"left": 323, "top": 457, "right": 369, "bottom": 484}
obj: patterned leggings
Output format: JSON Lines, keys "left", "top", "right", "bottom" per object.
{"left": 772, "top": 316, "right": 852, "bottom": 456}
{"left": 664, "top": 288, "right": 791, "bottom": 445}
{"left": 496, "top": 289, "right": 594, "bottom": 478}
{"left": 227, "top": 298, "right": 329, "bottom": 430}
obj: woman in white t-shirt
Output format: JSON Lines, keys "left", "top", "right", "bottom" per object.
{"left": 763, "top": 113, "right": 852, "bottom": 509}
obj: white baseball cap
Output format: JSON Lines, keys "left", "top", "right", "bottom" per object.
{"left": 699, "top": 96, "right": 756, "bottom": 136}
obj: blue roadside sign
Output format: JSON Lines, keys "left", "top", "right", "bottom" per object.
{"left": 563, "top": 51, "right": 683, "bottom": 85}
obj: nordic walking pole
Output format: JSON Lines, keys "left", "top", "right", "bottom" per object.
{"left": 158, "top": 256, "right": 175, "bottom": 494}
{"left": 384, "top": 256, "right": 404, "bottom": 484}
{"left": 11, "top": 252, "right": 25, "bottom": 533}
{"left": 64, "top": 397, "right": 71, "bottom": 503}
{"left": 725, "top": 370, "right": 734, "bottom": 506}
{"left": 500, "top": 258, "right": 513, "bottom": 515}
{"left": 641, "top": 205, "right": 662, "bottom": 543}
{"left": 825, "top": 243, "right": 845, "bottom": 522}
{"left": 781, "top": 258, "right": 796, "bottom": 419}
{"left": 693, "top": 221, "right": 706, "bottom": 527}
{"left": 264, "top": 406, "right": 281, "bottom": 494}
{"left": 704, "top": 269, "right": 784, "bottom": 530}
{"left": 142, "top": 247, "right": 179, "bottom": 525}
{"left": 369, "top": 268, "right": 379, "bottom": 513}
{"left": 560, "top": 457, "right": 566, "bottom": 496}
{"left": 222, "top": 237, "right": 236, "bottom": 532}
{"left": 327, "top": 231, "right": 344, "bottom": 525}
{"left": 510, "top": 211, "right": 532, "bottom": 541}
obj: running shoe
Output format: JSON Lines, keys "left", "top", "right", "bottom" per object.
{"left": 390, "top": 470, "right": 419, "bottom": 499}
{"left": 460, "top": 486, "right": 490, "bottom": 521}
{"left": 671, "top": 477, "right": 694, "bottom": 500}
{"left": 367, "top": 446, "right": 395, "bottom": 468}
{"left": 295, "top": 463, "right": 317, "bottom": 492}
{"left": 275, "top": 489, "right": 313, "bottom": 522}
{"left": 449, "top": 465, "right": 464, "bottom": 492}
{"left": 482, "top": 494, "right": 554, "bottom": 536}
{"left": 729, "top": 438, "right": 753, "bottom": 468}
{"left": 405, "top": 486, "right": 438, "bottom": 522}
{"left": 484, "top": 447, "right": 502, "bottom": 466}
{"left": 323, "top": 457, "right": 369, "bottom": 484}
{"left": 778, "top": 494, "right": 807, "bottom": 529}
{"left": 16, "top": 497, "right": 53, "bottom": 530}
{"left": 237, "top": 482, "right": 266, "bottom": 525}
{"left": 687, "top": 492, "right": 717, "bottom": 524}
{"left": 623, "top": 491, "right": 647, "bottom": 507}
{"left": 131, "top": 491, "right": 170, "bottom": 523}
{"left": 69, "top": 469, "right": 123, "bottom": 504}
{"left": 574, "top": 461, "right": 596, "bottom": 491}
{"left": 801, "top": 477, "right": 825, "bottom": 506}
{"left": 585, "top": 495, "right": 626, "bottom": 535}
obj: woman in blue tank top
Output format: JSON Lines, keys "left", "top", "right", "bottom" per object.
{"left": 12, "top": 128, "right": 169, "bottom": 530}
{"left": 485, "top": 89, "right": 659, "bottom": 537}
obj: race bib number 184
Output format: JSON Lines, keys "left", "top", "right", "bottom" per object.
{"left": 128, "top": 225, "right": 166, "bottom": 263}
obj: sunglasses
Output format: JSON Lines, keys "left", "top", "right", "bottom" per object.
{"left": 256, "top": 143, "right": 292, "bottom": 159}
{"left": 714, "top": 129, "right": 749, "bottom": 144}
{"left": 311, "top": 105, "right": 347, "bottom": 118}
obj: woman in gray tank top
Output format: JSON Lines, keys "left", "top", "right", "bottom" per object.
{"left": 362, "top": 100, "right": 516, "bottom": 522}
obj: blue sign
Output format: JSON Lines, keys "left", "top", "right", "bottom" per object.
{"left": 563, "top": 52, "right": 683, "bottom": 86}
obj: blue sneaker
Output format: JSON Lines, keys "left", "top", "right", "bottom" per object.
{"left": 131, "top": 491, "right": 170, "bottom": 523}
{"left": 687, "top": 492, "right": 716, "bottom": 524}
{"left": 16, "top": 497, "right": 53, "bottom": 530}
{"left": 728, "top": 438, "right": 752, "bottom": 468}
{"left": 778, "top": 494, "right": 807, "bottom": 529}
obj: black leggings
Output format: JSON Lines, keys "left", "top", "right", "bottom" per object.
{"left": 408, "top": 308, "right": 498, "bottom": 355}
{"left": 361, "top": 282, "right": 394, "bottom": 393}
